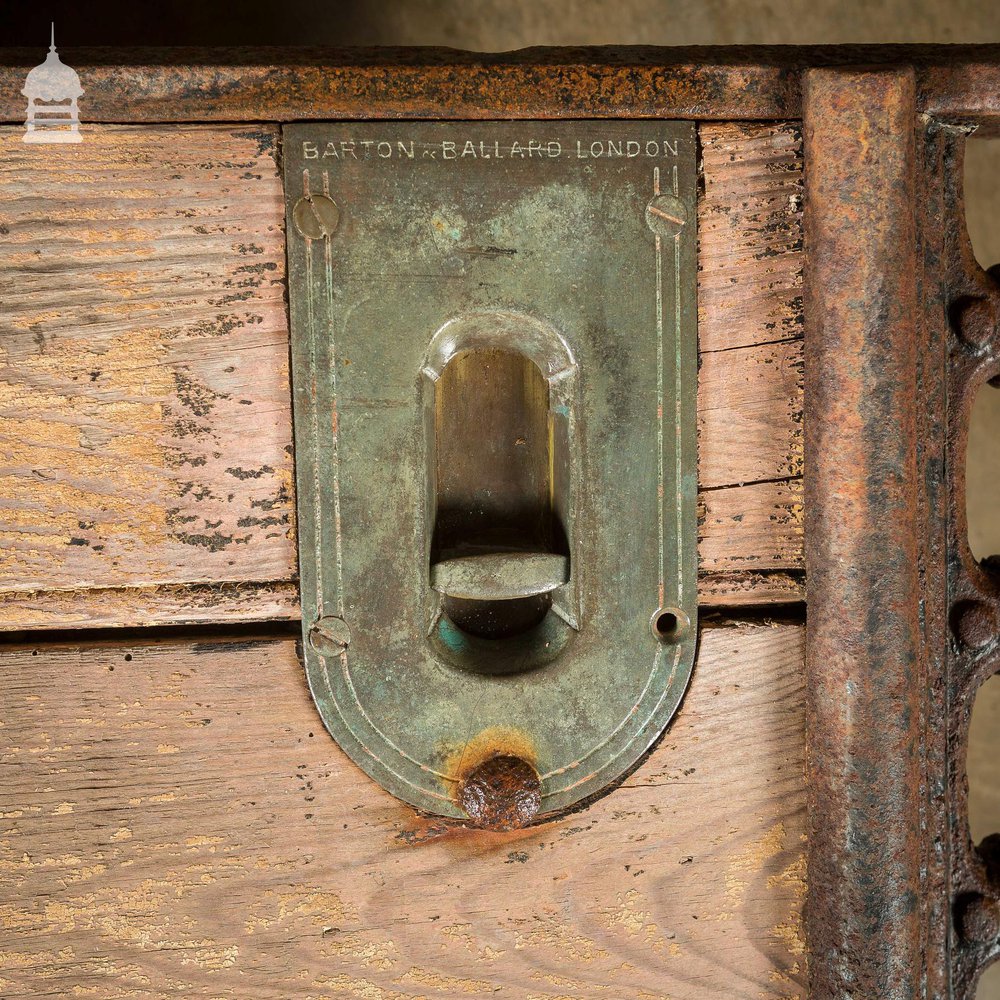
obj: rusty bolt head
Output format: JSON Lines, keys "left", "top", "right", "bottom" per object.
{"left": 309, "top": 615, "right": 351, "bottom": 657}
{"left": 949, "top": 295, "right": 996, "bottom": 348}
{"left": 956, "top": 893, "right": 1000, "bottom": 945}
{"left": 645, "top": 193, "right": 687, "bottom": 238}
{"left": 293, "top": 194, "right": 340, "bottom": 240}
{"left": 950, "top": 599, "right": 997, "bottom": 650}
{"left": 458, "top": 755, "right": 541, "bottom": 831}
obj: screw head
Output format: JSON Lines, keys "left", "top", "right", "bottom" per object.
{"left": 309, "top": 615, "right": 351, "bottom": 657}
{"left": 645, "top": 193, "right": 687, "bottom": 238}
{"left": 293, "top": 194, "right": 340, "bottom": 240}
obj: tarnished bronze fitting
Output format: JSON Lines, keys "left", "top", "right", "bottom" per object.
{"left": 458, "top": 755, "right": 541, "bottom": 831}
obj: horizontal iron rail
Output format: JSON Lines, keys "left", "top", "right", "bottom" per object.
{"left": 0, "top": 45, "right": 999, "bottom": 124}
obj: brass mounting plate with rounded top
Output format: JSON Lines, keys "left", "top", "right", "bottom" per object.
{"left": 285, "top": 121, "right": 698, "bottom": 826}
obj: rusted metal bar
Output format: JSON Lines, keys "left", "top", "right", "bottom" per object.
{"left": 0, "top": 45, "right": 999, "bottom": 124}
{"left": 803, "top": 67, "right": 945, "bottom": 998}
{"left": 0, "top": 46, "right": 800, "bottom": 123}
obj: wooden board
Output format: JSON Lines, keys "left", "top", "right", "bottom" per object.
{"left": 697, "top": 122, "right": 804, "bottom": 606}
{"left": 0, "top": 122, "right": 803, "bottom": 628}
{"left": 0, "top": 125, "right": 295, "bottom": 625}
{"left": 0, "top": 623, "right": 806, "bottom": 998}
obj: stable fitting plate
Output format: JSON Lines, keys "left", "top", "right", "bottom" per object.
{"left": 285, "top": 121, "right": 698, "bottom": 821}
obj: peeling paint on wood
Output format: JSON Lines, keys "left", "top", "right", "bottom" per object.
{"left": 0, "top": 624, "right": 805, "bottom": 998}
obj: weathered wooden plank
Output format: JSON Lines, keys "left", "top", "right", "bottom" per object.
{"left": 698, "top": 337, "right": 803, "bottom": 490}
{"left": 0, "top": 124, "right": 295, "bottom": 600}
{"left": 0, "top": 122, "right": 803, "bottom": 627}
{"left": 699, "top": 569, "right": 804, "bottom": 608}
{"left": 697, "top": 122, "right": 803, "bottom": 604}
{"left": 0, "top": 623, "right": 806, "bottom": 998}
{"left": 699, "top": 121, "right": 803, "bottom": 354}
{"left": 0, "top": 580, "right": 300, "bottom": 630}
{"left": 699, "top": 479, "right": 803, "bottom": 577}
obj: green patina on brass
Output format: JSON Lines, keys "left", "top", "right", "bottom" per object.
{"left": 284, "top": 122, "right": 698, "bottom": 820}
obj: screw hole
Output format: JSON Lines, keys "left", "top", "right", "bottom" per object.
{"left": 651, "top": 607, "right": 689, "bottom": 643}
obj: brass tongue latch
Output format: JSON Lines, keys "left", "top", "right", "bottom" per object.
{"left": 284, "top": 122, "right": 698, "bottom": 827}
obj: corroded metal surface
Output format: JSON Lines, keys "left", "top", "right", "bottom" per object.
{"left": 286, "top": 122, "right": 698, "bottom": 823}
{"left": 803, "top": 68, "right": 949, "bottom": 998}
{"left": 804, "top": 63, "right": 1000, "bottom": 999}
{"left": 430, "top": 553, "right": 569, "bottom": 601}
{"left": 0, "top": 46, "right": 1000, "bottom": 124}
{"left": 458, "top": 755, "right": 542, "bottom": 831}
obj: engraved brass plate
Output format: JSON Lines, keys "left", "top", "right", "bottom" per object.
{"left": 285, "top": 122, "right": 697, "bottom": 821}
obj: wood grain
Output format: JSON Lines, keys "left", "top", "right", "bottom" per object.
{"left": 0, "top": 623, "right": 806, "bottom": 998}
{"left": 0, "top": 125, "right": 294, "bottom": 596}
{"left": 697, "top": 121, "right": 804, "bottom": 603}
{"left": 0, "top": 122, "right": 803, "bottom": 627}
{"left": 698, "top": 122, "right": 803, "bottom": 354}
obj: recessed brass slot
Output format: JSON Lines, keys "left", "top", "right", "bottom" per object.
{"left": 431, "top": 347, "right": 569, "bottom": 640}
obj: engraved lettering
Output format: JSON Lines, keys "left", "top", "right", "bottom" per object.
{"left": 303, "top": 134, "right": 682, "bottom": 163}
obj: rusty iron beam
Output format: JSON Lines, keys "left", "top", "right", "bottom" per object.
{"left": 0, "top": 45, "right": 999, "bottom": 124}
{"left": 803, "top": 67, "right": 946, "bottom": 998}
